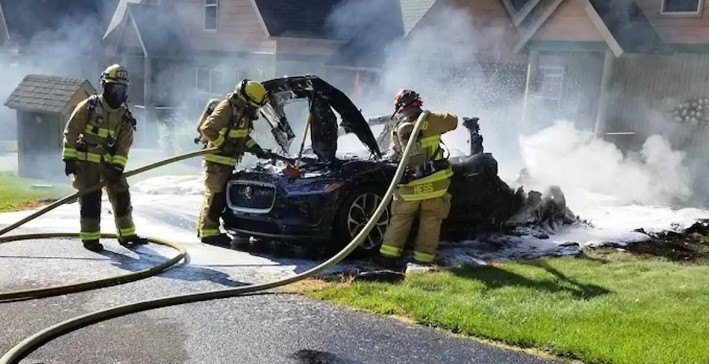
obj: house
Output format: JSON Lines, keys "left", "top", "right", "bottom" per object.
{"left": 4, "top": 75, "right": 97, "bottom": 180}
{"left": 499, "top": 0, "right": 709, "bottom": 151}
{"left": 0, "top": 0, "right": 118, "bottom": 139}
{"left": 100, "top": 0, "right": 413, "bottom": 140}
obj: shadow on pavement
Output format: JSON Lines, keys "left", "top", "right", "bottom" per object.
{"left": 451, "top": 262, "right": 611, "bottom": 300}
{"left": 288, "top": 349, "right": 364, "bottom": 364}
{"left": 99, "top": 247, "right": 247, "bottom": 288}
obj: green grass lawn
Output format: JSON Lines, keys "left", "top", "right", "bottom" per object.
{"left": 304, "top": 251, "right": 709, "bottom": 364}
{"left": 0, "top": 173, "right": 74, "bottom": 212}
{"left": 0, "top": 140, "right": 18, "bottom": 153}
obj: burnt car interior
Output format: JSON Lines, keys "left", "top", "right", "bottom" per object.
{"left": 259, "top": 75, "right": 382, "bottom": 164}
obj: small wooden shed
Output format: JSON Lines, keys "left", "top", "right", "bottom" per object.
{"left": 4, "top": 75, "right": 96, "bottom": 181}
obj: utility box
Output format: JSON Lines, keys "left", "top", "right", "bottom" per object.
{"left": 4, "top": 75, "right": 96, "bottom": 181}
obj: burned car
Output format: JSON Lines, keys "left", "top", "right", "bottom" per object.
{"left": 221, "top": 75, "right": 574, "bottom": 256}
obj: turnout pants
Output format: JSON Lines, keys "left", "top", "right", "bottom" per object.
{"left": 379, "top": 190, "right": 452, "bottom": 264}
{"left": 197, "top": 162, "right": 234, "bottom": 238}
{"left": 71, "top": 161, "right": 136, "bottom": 242}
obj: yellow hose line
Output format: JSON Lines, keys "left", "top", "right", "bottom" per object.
{"left": 0, "top": 233, "right": 186, "bottom": 302}
{"left": 0, "top": 148, "right": 218, "bottom": 237}
{"left": 0, "top": 111, "right": 430, "bottom": 364}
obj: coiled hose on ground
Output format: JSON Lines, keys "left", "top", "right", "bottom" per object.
{"left": 0, "top": 148, "right": 219, "bottom": 302}
{"left": 0, "top": 110, "right": 430, "bottom": 364}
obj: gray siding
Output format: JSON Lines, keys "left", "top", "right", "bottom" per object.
{"left": 605, "top": 53, "right": 709, "bottom": 149}
{"left": 527, "top": 50, "right": 605, "bottom": 131}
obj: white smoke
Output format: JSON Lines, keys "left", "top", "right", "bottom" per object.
{"left": 518, "top": 120, "right": 692, "bottom": 206}
{"left": 327, "top": 0, "right": 701, "bottom": 208}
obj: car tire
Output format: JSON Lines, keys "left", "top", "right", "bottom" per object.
{"left": 329, "top": 186, "right": 391, "bottom": 258}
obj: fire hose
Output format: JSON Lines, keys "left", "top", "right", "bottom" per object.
{"left": 0, "top": 110, "right": 430, "bottom": 364}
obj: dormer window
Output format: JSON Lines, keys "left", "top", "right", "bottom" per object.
{"left": 660, "top": 0, "right": 704, "bottom": 15}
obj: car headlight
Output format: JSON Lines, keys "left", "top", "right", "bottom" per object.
{"left": 288, "top": 180, "right": 344, "bottom": 195}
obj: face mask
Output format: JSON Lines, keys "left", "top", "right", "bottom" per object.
{"left": 247, "top": 106, "right": 260, "bottom": 120}
{"left": 103, "top": 83, "right": 128, "bottom": 107}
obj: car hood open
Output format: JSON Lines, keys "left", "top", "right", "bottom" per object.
{"left": 260, "top": 75, "right": 382, "bottom": 163}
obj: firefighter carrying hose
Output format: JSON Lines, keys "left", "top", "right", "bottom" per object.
{"left": 196, "top": 79, "right": 271, "bottom": 247}
{"left": 377, "top": 89, "right": 458, "bottom": 271}
{"left": 61, "top": 64, "right": 148, "bottom": 253}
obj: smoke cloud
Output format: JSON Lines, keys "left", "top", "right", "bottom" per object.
{"left": 518, "top": 120, "right": 692, "bottom": 207}
{"left": 0, "top": 0, "right": 111, "bottom": 180}
{"left": 2, "top": 0, "right": 706, "bottom": 209}
{"left": 326, "top": 0, "right": 704, "bottom": 209}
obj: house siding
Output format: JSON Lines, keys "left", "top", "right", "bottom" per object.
{"left": 527, "top": 51, "right": 605, "bottom": 131}
{"left": 439, "top": 0, "right": 526, "bottom": 64}
{"left": 532, "top": 0, "right": 604, "bottom": 42}
{"left": 172, "top": 0, "right": 276, "bottom": 53}
{"left": 606, "top": 53, "right": 709, "bottom": 137}
{"left": 635, "top": 0, "right": 709, "bottom": 44}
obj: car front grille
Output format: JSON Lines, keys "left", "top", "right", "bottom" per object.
{"left": 227, "top": 181, "right": 276, "bottom": 213}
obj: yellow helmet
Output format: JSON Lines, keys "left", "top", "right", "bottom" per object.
{"left": 100, "top": 64, "right": 129, "bottom": 85}
{"left": 235, "top": 79, "right": 267, "bottom": 108}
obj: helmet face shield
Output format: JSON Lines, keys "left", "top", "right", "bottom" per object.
{"left": 103, "top": 82, "right": 128, "bottom": 107}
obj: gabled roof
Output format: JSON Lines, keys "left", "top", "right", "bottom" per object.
{"left": 4, "top": 75, "right": 96, "bottom": 114}
{"left": 400, "top": 0, "right": 438, "bottom": 35}
{"left": 103, "top": 0, "right": 144, "bottom": 41}
{"left": 125, "top": 3, "right": 191, "bottom": 57}
{"left": 584, "top": 0, "right": 669, "bottom": 55}
{"left": 253, "top": 0, "right": 344, "bottom": 39}
{"left": 0, "top": 0, "right": 109, "bottom": 42}
{"left": 512, "top": 0, "right": 669, "bottom": 56}
{"left": 500, "top": 0, "right": 541, "bottom": 26}
{"left": 512, "top": 0, "right": 565, "bottom": 53}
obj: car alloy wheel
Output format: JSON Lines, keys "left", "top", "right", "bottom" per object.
{"left": 346, "top": 192, "right": 390, "bottom": 251}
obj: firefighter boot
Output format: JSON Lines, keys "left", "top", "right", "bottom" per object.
{"left": 118, "top": 235, "right": 149, "bottom": 248}
{"left": 374, "top": 254, "right": 404, "bottom": 271}
{"left": 83, "top": 239, "right": 104, "bottom": 253}
{"left": 201, "top": 233, "right": 233, "bottom": 247}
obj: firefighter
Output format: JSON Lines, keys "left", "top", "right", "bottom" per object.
{"left": 196, "top": 79, "right": 271, "bottom": 247}
{"left": 377, "top": 89, "right": 458, "bottom": 271}
{"left": 62, "top": 64, "right": 148, "bottom": 253}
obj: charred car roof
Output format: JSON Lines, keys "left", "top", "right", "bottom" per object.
{"left": 260, "top": 75, "right": 382, "bottom": 162}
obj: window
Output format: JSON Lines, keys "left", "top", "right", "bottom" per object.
{"left": 196, "top": 68, "right": 224, "bottom": 107}
{"left": 661, "top": 0, "right": 704, "bottom": 14}
{"left": 204, "top": 0, "right": 218, "bottom": 31}
{"left": 534, "top": 66, "right": 564, "bottom": 109}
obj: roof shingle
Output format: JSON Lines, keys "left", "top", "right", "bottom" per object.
{"left": 4, "top": 75, "right": 95, "bottom": 114}
{"left": 588, "top": 0, "right": 669, "bottom": 54}
{"left": 254, "top": 0, "right": 344, "bottom": 39}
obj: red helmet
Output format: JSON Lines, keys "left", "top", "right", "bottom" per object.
{"left": 393, "top": 89, "right": 423, "bottom": 114}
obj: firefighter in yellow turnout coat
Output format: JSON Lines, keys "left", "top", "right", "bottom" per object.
{"left": 62, "top": 64, "right": 147, "bottom": 253}
{"left": 196, "top": 79, "right": 270, "bottom": 246}
{"left": 378, "top": 89, "right": 458, "bottom": 268}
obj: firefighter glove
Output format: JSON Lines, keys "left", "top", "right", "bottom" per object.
{"left": 64, "top": 159, "right": 80, "bottom": 176}
{"left": 221, "top": 141, "right": 236, "bottom": 155}
{"left": 252, "top": 147, "right": 270, "bottom": 159}
{"left": 102, "top": 164, "right": 124, "bottom": 183}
